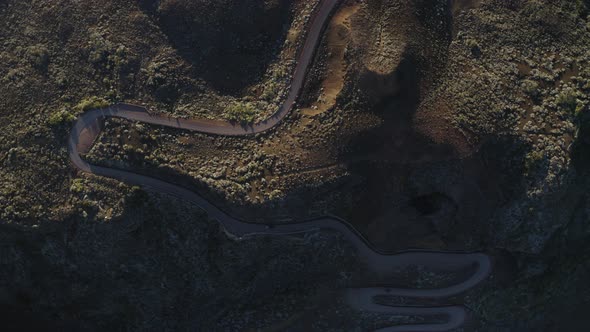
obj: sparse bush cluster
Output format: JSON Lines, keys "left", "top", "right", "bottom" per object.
{"left": 142, "top": 58, "right": 182, "bottom": 103}
{"left": 87, "top": 32, "right": 135, "bottom": 75}
{"left": 524, "top": 150, "right": 545, "bottom": 175}
{"left": 84, "top": 31, "right": 138, "bottom": 99}
{"left": 26, "top": 45, "right": 50, "bottom": 72}
{"left": 75, "top": 96, "right": 110, "bottom": 112}
{"left": 522, "top": 79, "right": 540, "bottom": 99}
{"left": 47, "top": 96, "right": 109, "bottom": 127}
{"left": 556, "top": 88, "right": 579, "bottom": 113}
{"left": 48, "top": 109, "right": 75, "bottom": 127}
{"left": 224, "top": 101, "right": 259, "bottom": 123}
{"left": 70, "top": 178, "right": 86, "bottom": 193}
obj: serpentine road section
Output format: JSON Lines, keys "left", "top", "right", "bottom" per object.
{"left": 68, "top": 0, "right": 492, "bottom": 330}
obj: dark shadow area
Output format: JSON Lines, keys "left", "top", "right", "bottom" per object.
{"left": 139, "top": 0, "right": 296, "bottom": 96}
{"left": 0, "top": 193, "right": 357, "bottom": 331}
{"left": 571, "top": 113, "right": 590, "bottom": 174}
{"left": 0, "top": 223, "right": 82, "bottom": 331}
{"left": 409, "top": 192, "right": 457, "bottom": 217}
{"left": 0, "top": 295, "right": 78, "bottom": 332}
{"left": 322, "top": 63, "right": 530, "bottom": 251}
{"left": 339, "top": 55, "right": 427, "bottom": 161}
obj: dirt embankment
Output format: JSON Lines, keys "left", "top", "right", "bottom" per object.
{"left": 302, "top": 3, "right": 360, "bottom": 116}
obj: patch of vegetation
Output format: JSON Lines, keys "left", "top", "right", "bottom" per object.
{"left": 261, "top": 81, "right": 280, "bottom": 101}
{"left": 522, "top": 2, "right": 567, "bottom": 37}
{"left": 575, "top": 103, "right": 586, "bottom": 118}
{"left": 70, "top": 178, "right": 86, "bottom": 193}
{"left": 524, "top": 150, "right": 545, "bottom": 175}
{"left": 87, "top": 32, "right": 111, "bottom": 65}
{"left": 224, "top": 101, "right": 258, "bottom": 123}
{"left": 75, "top": 96, "right": 110, "bottom": 113}
{"left": 26, "top": 45, "right": 50, "bottom": 72}
{"left": 48, "top": 109, "right": 76, "bottom": 127}
{"left": 87, "top": 32, "right": 135, "bottom": 74}
{"left": 556, "top": 88, "right": 579, "bottom": 113}
{"left": 143, "top": 59, "right": 181, "bottom": 103}
{"left": 522, "top": 79, "right": 540, "bottom": 99}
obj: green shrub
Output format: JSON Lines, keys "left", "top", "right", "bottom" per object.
{"left": 27, "top": 45, "right": 50, "bottom": 72}
{"left": 70, "top": 179, "right": 86, "bottom": 193}
{"left": 556, "top": 89, "right": 579, "bottom": 113}
{"left": 87, "top": 32, "right": 136, "bottom": 76}
{"left": 524, "top": 150, "right": 545, "bottom": 175}
{"left": 522, "top": 80, "right": 540, "bottom": 99}
{"left": 261, "top": 82, "right": 279, "bottom": 101}
{"left": 522, "top": 2, "right": 570, "bottom": 37}
{"left": 88, "top": 32, "right": 112, "bottom": 65}
{"left": 75, "top": 96, "right": 110, "bottom": 112}
{"left": 48, "top": 109, "right": 76, "bottom": 127}
{"left": 144, "top": 60, "right": 179, "bottom": 103}
{"left": 145, "top": 60, "right": 167, "bottom": 89}
{"left": 224, "top": 101, "right": 258, "bottom": 123}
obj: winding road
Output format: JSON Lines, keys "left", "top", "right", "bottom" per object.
{"left": 68, "top": 0, "right": 492, "bottom": 330}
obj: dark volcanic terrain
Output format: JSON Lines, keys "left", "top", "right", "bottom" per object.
{"left": 1, "top": 0, "right": 590, "bottom": 330}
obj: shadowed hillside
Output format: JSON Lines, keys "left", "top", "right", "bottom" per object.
{"left": 140, "top": 0, "right": 296, "bottom": 95}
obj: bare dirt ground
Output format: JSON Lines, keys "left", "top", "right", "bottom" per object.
{"left": 302, "top": 3, "right": 360, "bottom": 116}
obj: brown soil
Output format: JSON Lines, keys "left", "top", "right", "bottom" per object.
{"left": 302, "top": 3, "right": 360, "bottom": 116}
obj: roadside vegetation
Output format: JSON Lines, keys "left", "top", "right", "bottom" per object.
{"left": 47, "top": 109, "right": 76, "bottom": 127}
{"left": 224, "top": 101, "right": 258, "bottom": 123}
{"left": 75, "top": 96, "right": 110, "bottom": 112}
